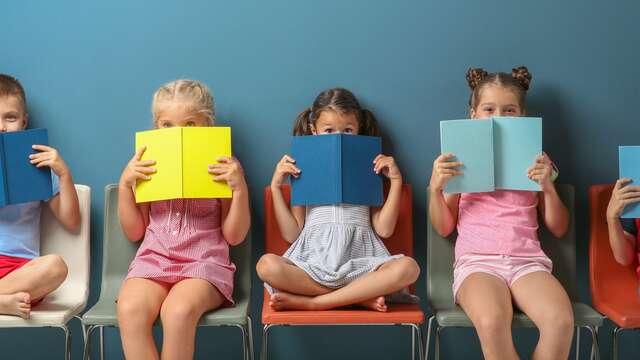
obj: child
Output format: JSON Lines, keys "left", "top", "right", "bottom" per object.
{"left": 256, "top": 87, "right": 420, "bottom": 312}
{"left": 117, "top": 79, "right": 250, "bottom": 360}
{"left": 0, "top": 74, "right": 80, "bottom": 318}
{"left": 606, "top": 179, "right": 640, "bottom": 276}
{"left": 428, "top": 67, "right": 574, "bottom": 359}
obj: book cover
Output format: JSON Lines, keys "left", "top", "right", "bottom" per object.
{"left": 493, "top": 117, "right": 542, "bottom": 191}
{"left": 619, "top": 146, "right": 640, "bottom": 218}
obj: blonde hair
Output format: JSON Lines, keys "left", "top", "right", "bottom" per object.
{"left": 152, "top": 79, "right": 215, "bottom": 125}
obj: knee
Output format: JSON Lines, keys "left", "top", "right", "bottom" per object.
{"left": 391, "top": 257, "right": 420, "bottom": 286}
{"left": 160, "top": 301, "right": 201, "bottom": 327}
{"left": 117, "top": 296, "right": 156, "bottom": 327}
{"left": 42, "top": 255, "right": 68, "bottom": 284}
{"left": 539, "top": 308, "right": 574, "bottom": 336}
{"left": 474, "top": 311, "right": 512, "bottom": 337}
{"left": 256, "top": 254, "right": 283, "bottom": 283}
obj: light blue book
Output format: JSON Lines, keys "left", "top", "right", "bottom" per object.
{"left": 440, "top": 119, "right": 494, "bottom": 193}
{"left": 439, "top": 117, "right": 542, "bottom": 193}
{"left": 493, "top": 117, "right": 541, "bottom": 191}
{"left": 619, "top": 146, "right": 640, "bottom": 219}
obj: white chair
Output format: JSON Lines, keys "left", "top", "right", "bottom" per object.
{"left": 0, "top": 184, "right": 91, "bottom": 360}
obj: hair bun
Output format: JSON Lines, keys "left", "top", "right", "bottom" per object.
{"left": 466, "top": 68, "right": 488, "bottom": 90}
{"left": 511, "top": 66, "right": 532, "bottom": 90}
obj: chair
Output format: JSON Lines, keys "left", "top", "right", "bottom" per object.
{"left": 0, "top": 184, "right": 91, "bottom": 360}
{"left": 589, "top": 184, "right": 640, "bottom": 360}
{"left": 260, "top": 184, "right": 425, "bottom": 360}
{"left": 425, "top": 185, "right": 604, "bottom": 359}
{"left": 81, "top": 184, "right": 253, "bottom": 360}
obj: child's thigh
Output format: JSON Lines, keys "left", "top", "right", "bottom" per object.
{"left": 162, "top": 278, "right": 224, "bottom": 317}
{"left": 0, "top": 255, "right": 65, "bottom": 291}
{"left": 457, "top": 272, "right": 513, "bottom": 321}
{"left": 510, "top": 271, "right": 572, "bottom": 323}
{"left": 117, "top": 278, "right": 170, "bottom": 319}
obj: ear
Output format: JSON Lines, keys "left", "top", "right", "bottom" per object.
{"left": 469, "top": 108, "right": 476, "bottom": 119}
{"left": 310, "top": 122, "right": 317, "bottom": 135}
{"left": 22, "top": 112, "right": 29, "bottom": 129}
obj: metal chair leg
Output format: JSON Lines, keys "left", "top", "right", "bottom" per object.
{"left": 587, "top": 326, "right": 600, "bottom": 360}
{"left": 425, "top": 316, "right": 435, "bottom": 360}
{"left": 261, "top": 324, "right": 273, "bottom": 360}
{"left": 54, "top": 325, "right": 71, "bottom": 360}
{"left": 412, "top": 325, "right": 416, "bottom": 360}
{"left": 83, "top": 325, "right": 98, "bottom": 360}
{"left": 575, "top": 326, "right": 581, "bottom": 360}
{"left": 613, "top": 327, "right": 622, "bottom": 360}
{"left": 411, "top": 324, "right": 425, "bottom": 360}
{"left": 248, "top": 317, "right": 255, "bottom": 360}
{"left": 99, "top": 326, "right": 105, "bottom": 360}
{"left": 435, "top": 326, "right": 442, "bottom": 360}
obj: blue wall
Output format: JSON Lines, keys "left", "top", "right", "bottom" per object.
{"left": 2, "top": 1, "right": 639, "bottom": 359}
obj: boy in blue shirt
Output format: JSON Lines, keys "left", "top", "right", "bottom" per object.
{"left": 0, "top": 74, "right": 80, "bottom": 318}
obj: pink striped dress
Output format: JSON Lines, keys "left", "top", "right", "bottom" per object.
{"left": 126, "top": 198, "right": 236, "bottom": 304}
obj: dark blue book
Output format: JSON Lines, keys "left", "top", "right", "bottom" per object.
{"left": 290, "top": 134, "right": 383, "bottom": 206}
{"left": 0, "top": 128, "right": 53, "bottom": 206}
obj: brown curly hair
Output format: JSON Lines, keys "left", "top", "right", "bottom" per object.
{"left": 466, "top": 66, "right": 532, "bottom": 111}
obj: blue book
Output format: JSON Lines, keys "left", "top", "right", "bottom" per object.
{"left": 619, "top": 146, "right": 640, "bottom": 219}
{"left": 290, "top": 134, "right": 383, "bottom": 206}
{"left": 439, "top": 117, "right": 542, "bottom": 193}
{"left": 440, "top": 119, "right": 494, "bottom": 193}
{"left": 493, "top": 117, "right": 542, "bottom": 191}
{"left": 0, "top": 129, "right": 53, "bottom": 206}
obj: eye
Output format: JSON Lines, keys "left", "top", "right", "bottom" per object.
{"left": 324, "top": 128, "right": 333, "bottom": 134}
{"left": 6, "top": 116, "right": 17, "bottom": 122}
{"left": 483, "top": 106, "right": 493, "bottom": 113}
{"left": 505, "top": 108, "right": 516, "bottom": 114}
{"left": 161, "top": 122, "right": 173, "bottom": 128}
{"left": 186, "top": 122, "right": 195, "bottom": 127}
{"left": 344, "top": 128, "right": 354, "bottom": 134}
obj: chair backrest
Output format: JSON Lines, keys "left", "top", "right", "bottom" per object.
{"left": 589, "top": 184, "right": 636, "bottom": 306}
{"left": 427, "top": 184, "right": 577, "bottom": 310}
{"left": 263, "top": 184, "right": 414, "bottom": 257}
{"left": 99, "top": 184, "right": 251, "bottom": 302}
{"left": 41, "top": 184, "right": 91, "bottom": 304}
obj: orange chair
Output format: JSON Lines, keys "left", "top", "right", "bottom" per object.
{"left": 260, "top": 184, "right": 424, "bottom": 360}
{"left": 590, "top": 184, "right": 640, "bottom": 360}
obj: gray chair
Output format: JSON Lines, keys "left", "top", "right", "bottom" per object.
{"left": 425, "top": 185, "right": 604, "bottom": 359}
{"left": 82, "top": 184, "right": 253, "bottom": 359}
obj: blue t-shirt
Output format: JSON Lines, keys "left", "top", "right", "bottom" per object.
{"left": 0, "top": 174, "right": 60, "bottom": 259}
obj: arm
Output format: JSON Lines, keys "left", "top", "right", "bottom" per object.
{"left": 428, "top": 153, "right": 462, "bottom": 237}
{"left": 210, "top": 157, "right": 250, "bottom": 246}
{"left": 118, "top": 147, "right": 155, "bottom": 241}
{"left": 31, "top": 145, "right": 81, "bottom": 231}
{"left": 606, "top": 178, "right": 640, "bottom": 265}
{"left": 270, "top": 155, "right": 305, "bottom": 243}
{"left": 529, "top": 154, "right": 569, "bottom": 238}
{"left": 370, "top": 155, "right": 402, "bottom": 238}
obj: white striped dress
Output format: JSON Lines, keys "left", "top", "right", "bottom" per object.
{"left": 277, "top": 204, "right": 402, "bottom": 289}
{"left": 126, "top": 198, "right": 236, "bottom": 304}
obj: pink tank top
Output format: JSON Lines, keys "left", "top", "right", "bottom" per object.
{"left": 455, "top": 190, "right": 545, "bottom": 260}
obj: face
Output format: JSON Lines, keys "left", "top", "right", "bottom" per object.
{"left": 311, "top": 110, "right": 359, "bottom": 135}
{"left": 154, "top": 101, "right": 211, "bottom": 129}
{"left": 0, "top": 95, "right": 27, "bottom": 132}
{"left": 471, "top": 85, "right": 525, "bottom": 119}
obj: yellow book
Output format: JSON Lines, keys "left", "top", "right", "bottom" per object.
{"left": 135, "top": 127, "right": 232, "bottom": 202}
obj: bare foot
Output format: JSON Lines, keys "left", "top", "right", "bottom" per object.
{"left": 0, "top": 292, "right": 31, "bottom": 318}
{"left": 269, "top": 292, "right": 318, "bottom": 311}
{"left": 357, "top": 296, "right": 388, "bottom": 312}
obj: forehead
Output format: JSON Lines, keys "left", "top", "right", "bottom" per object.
{"left": 315, "top": 110, "right": 358, "bottom": 126}
{"left": 477, "top": 84, "right": 520, "bottom": 105}
{"left": 156, "top": 100, "right": 205, "bottom": 120}
{"left": 0, "top": 95, "right": 25, "bottom": 113}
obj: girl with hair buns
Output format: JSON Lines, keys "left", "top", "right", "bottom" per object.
{"left": 117, "top": 79, "right": 250, "bottom": 359}
{"left": 429, "top": 67, "right": 573, "bottom": 359}
{"left": 256, "top": 87, "right": 420, "bottom": 312}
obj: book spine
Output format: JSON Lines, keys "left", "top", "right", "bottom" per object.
{"left": 337, "top": 134, "right": 343, "bottom": 203}
{"left": 0, "top": 135, "right": 7, "bottom": 206}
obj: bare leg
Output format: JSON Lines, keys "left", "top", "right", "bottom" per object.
{"left": 159, "top": 278, "right": 225, "bottom": 360}
{"left": 456, "top": 273, "right": 519, "bottom": 360}
{"left": 269, "top": 257, "right": 419, "bottom": 311}
{"left": 117, "top": 278, "right": 170, "bottom": 360}
{"left": 511, "top": 272, "right": 574, "bottom": 360}
{"left": 0, "top": 254, "right": 68, "bottom": 301}
{"left": 256, "top": 254, "right": 331, "bottom": 296}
